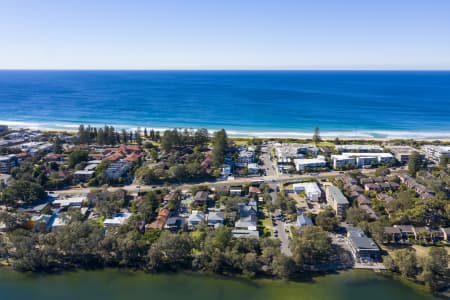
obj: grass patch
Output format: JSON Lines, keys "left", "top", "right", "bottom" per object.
{"left": 317, "top": 141, "right": 335, "bottom": 147}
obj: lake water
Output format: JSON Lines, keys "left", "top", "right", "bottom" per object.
{"left": 0, "top": 70, "right": 450, "bottom": 139}
{"left": 0, "top": 269, "right": 441, "bottom": 300}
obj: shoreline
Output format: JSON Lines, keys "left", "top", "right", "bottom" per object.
{"left": 3, "top": 121, "right": 450, "bottom": 142}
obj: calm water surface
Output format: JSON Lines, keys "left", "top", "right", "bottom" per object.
{"left": 0, "top": 269, "right": 441, "bottom": 300}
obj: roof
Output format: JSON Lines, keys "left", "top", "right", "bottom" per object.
{"left": 208, "top": 211, "right": 225, "bottom": 221}
{"left": 124, "top": 152, "right": 142, "bottom": 162}
{"left": 327, "top": 185, "right": 349, "bottom": 205}
{"left": 347, "top": 227, "right": 379, "bottom": 251}
{"left": 293, "top": 182, "right": 321, "bottom": 195}
{"left": 249, "top": 186, "right": 261, "bottom": 194}
{"left": 384, "top": 227, "right": 401, "bottom": 234}
{"left": 296, "top": 214, "right": 313, "bottom": 227}
{"left": 104, "top": 212, "right": 132, "bottom": 226}
{"left": 188, "top": 210, "right": 205, "bottom": 222}
{"left": 231, "top": 229, "right": 259, "bottom": 238}
{"left": 194, "top": 191, "right": 208, "bottom": 202}
{"left": 393, "top": 225, "right": 414, "bottom": 233}
{"left": 235, "top": 214, "right": 257, "bottom": 228}
{"left": 53, "top": 196, "right": 86, "bottom": 207}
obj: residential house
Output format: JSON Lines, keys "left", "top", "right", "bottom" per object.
{"left": 103, "top": 212, "right": 132, "bottom": 227}
{"left": 230, "top": 186, "right": 243, "bottom": 196}
{"left": 146, "top": 208, "right": 170, "bottom": 230}
{"left": 383, "top": 227, "right": 402, "bottom": 243}
{"left": 164, "top": 217, "right": 184, "bottom": 232}
{"left": 73, "top": 170, "right": 95, "bottom": 184}
{"left": 188, "top": 210, "right": 205, "bottom": 229}
{"left": 207, "top": 211, "right": 225, "bottom": 226}
{"left": 52, "top": 196, "right": 86, "bottom": 208}
{"left": 393, "top": 225, "right": 415, "bottom": 240}
{"left": 296, "top": 212, "right": 313, "bottom": 227}
{"left": 193, "top": 191, "right": 208, "bottom": 206}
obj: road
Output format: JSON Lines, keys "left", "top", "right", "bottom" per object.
{"left": 272, "top": 211, "right": 292, "bottom": 256}
{"left": 53, "top": 169, "right": 374, "bottom": 195}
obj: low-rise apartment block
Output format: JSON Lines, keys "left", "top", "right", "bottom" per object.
{"left": 421, "top": 145, "right": 450, "bottom": 162}
{"left": 325, "top": 185, "right": 349, "bottom": 220}
{"left": 293, "top": 156, "right": 326, "bottom": 171}
{"left": 388, "top": 146, "right": 423, "bottom": 164}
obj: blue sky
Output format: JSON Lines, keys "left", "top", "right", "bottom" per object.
{"left": 1, "top": 0, "right": 450, "bottom": 69}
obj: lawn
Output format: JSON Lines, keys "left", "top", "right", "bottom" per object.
{"left": 317, "top": 141, "right": 335, "bottom": 147}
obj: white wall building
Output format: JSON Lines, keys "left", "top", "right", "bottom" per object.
{"left": 339, "top": 152, "right": 394, "bottom": 168}
{"left": 331, "top": 155, "right": 357, "bottom": 169}
{"left": 292, "top": 182, "right": 322, "bottom": 201}
{"left": 293, "top": 156, "right": 326, "bottom": 171}
{"left": 335, "top": 145, "right": 383, "bottom": 153}
{"left": 421, "top": 145, "right": 450, "bottom": 162}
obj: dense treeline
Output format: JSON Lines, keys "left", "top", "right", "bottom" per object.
{"left": 160, "top": 128, "right": 209, "bottom": 153}
{"left": 0, "top": 210, "right": 349, "bottom": 279}
{"left": 77, "top": 125, "right": 160, "bottom": 145}
{"left": 384, "top": 247, "right": 449, "bottom": 293}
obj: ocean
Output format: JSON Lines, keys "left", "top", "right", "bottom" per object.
{"left": 0, "top": 70, "right": 449, "bottom": 139}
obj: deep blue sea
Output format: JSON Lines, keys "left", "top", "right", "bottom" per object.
{"left": 0, "top": 70, "right": 449, "bottom": 138}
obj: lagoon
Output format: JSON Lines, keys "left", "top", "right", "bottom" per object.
{"left": 0, "top": 269, "right": 441, "bottom": 300}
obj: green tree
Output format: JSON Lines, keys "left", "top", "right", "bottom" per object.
{"left": 211, "top": 129, "right": 228, "bottom": 168}
{"left": 315, "top": 207, "right": 338, "bottom": 232}
{"left": 290, "top": 226, "right": 334, "bottom": 269}
{"left": 389, "top": 249, "right": 418, "bottom": 278}
{"left": 68, "top": 150, "right": 89, "bottom": 168}
{"left": 345, "top": 207, "right": 369, "bottom": 226}
{"left": 312, "top": 127, "right": 321, "bottom": 145}
{"left": 53, "top": 136, "right": 63, "bottom": 154}
{"left": 147, "top": 232, "right": 193, "bottom": 272}
{"left": 1, "top": 180, "right": 46, "bottom": 205}
{"left": 408, "top": 151, "right": 422, "bottom": 177}
{"left": 439, "top": 154, "right": 448, "bottom": 170}
{"left": 194, "top": 128, "right": 209, "bottom": 149}
{"left": 419, "top": 247, "right": 449, "bottom": 292}
{"left": 135, "top": 128, "right": 142, "bottom": 145}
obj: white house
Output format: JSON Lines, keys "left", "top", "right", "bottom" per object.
{"left": 103, "top": 212, "right": 132, "bottom": 227}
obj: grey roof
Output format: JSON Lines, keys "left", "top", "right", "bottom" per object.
{"left": 194, "top": 191, "right": 208, "bottom": 202}
{"left": 297, "top": 214, "right": 313, "bottom": 227}
{"left": 235, "top": 214, "right": 257, "bottom": 228}
{"left": 349, "top": 236, "right": 380, "bottom": 251}
{"left": 328, "top": 186, "right": 349, "bottom": 205}
{"left": 232, "top": 229, "right": 259, "bottom": 238}
{"left": 208, "top": 211, "right": 225, "bottom": 221}
{"left": 166, "top": 217, "right": 183, "bottom": 226}
{"left": 347, "top": 227, "right": 379, "bottom": 251}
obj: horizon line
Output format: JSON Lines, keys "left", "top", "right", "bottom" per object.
{"left": 1, "top": 68, "right": 450, "bottom": 72}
